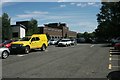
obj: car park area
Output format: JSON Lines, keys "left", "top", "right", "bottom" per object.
{"left": 2, "top": 44, "right": 111, "bottom": 78}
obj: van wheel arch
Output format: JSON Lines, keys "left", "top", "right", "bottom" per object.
{"left": 25, "top": 45, "right": 30, "bottom": 54}
{"left": 41, "top": 44, "right": 46, "bottom": 51}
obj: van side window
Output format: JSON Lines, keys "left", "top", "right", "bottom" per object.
{"left": 36, "top": 37, "right": 40, "bottom": 41}
{"left": 31, "top": 38, "right": 36, "bottom": 41}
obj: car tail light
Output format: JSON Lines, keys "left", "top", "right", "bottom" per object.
{"left": 115, "top": 43, "right": 120, "bottom": 46}
{"left": 5, "top": 44, "right": 10, "bottom": 48}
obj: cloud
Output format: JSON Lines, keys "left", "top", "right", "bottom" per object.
{"left": 76, "top": 2, "right": 101, "bottom": 8}
{"left": 60, "top": 4, "right": 66, "bottom": 8}
{"left": 16, "top": 11, "right": 49, "bottom": 18}
{"left": 69, "top": 21, "right": 97, "bottom": 33}
{"left": 57, "top": 0, "right": 64, "bottom": 2}
{"left": 88, "top": 2, "right": 95, "bottom": 5}
{"left": 70, "top": 3, "right": 75, "bottom": 5}
{"left": 43, "top": 15, "right": 73, "bottom": 20}
{"left": 11, "top": 10, "right": 74, "bottom": 25}
{"left": 76, "top": 3, "right": 82, "bottom": 6}
{"left": 2, "top": 0, "right": 105, "bottom": 2}
{"left": 76, "top": 3, "right": 87, "bottom": 7}
{"left": 3, "top": 0, "right": 59, "bottom": 2}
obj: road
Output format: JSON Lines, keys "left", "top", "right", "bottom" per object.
{"left": 2, "top": 44, "right": 110, "bottom": 78}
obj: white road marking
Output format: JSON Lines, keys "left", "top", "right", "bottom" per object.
{"left": 110, "top": 52, "right": 120, "bottom": 53}
{"left": 17, "top": 55, "right": 26, "bottom": 57}
{"left": 110, "top": 54, "right": 112, "bottom": 57}
{"left": 45, "top": 50, "right": 48, "bottom": 52}
{"left": 108, "top": 64, "right": 112, "bottom": 69}
{"left": 90, "top": 45, "right": 94, "bottom": 47}
{"left": 111, "top": 59, "right": 120, "bottom": 61}
{"left": 109, "top": 50, "right": 120, "bottom": 52}
{"left": 71, "top": 46, "right": 74, "bottom": 47}
{"left": 110, "top": 47, "right": 114, "bottom": 49}
{"left": 112, "top": 66, "right": 120, "bottom": 68}
{"left": 109, "top": 57, "right": 112, "bottom": 61}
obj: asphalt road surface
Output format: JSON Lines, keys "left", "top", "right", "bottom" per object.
{"left": 2, "top": 44, "right": 111, "bottom": 78}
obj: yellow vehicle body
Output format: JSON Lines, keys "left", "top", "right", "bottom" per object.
{"left": 10, "top": 34, "right": 48, "bottom": 53}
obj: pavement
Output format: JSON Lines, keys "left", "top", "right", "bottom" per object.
{"left": 2, "top": 44, "right": 111, "bottom": 78}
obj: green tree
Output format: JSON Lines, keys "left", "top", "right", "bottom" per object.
{"left": 77, "top": 33, "right": 83, "bottom": 38}
{"left": 2, "top": 13, "right": 11, "bottom": 40}
{"left": 0, "top": 17, "right": 2, "bottom": 42}
{"left": 77, "top": 32, "right": 95, "bottom": 39}
{"left": 95, "top": 2, "right": 120, "bottom": 39}
{"left": 26, "top": 18, "right": 39, "bottom": 36}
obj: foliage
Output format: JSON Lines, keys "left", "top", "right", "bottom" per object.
{"left": 26, "top": 18, "right": 39, "bottom": 36}
{"left": 77, "top": 32, "right": 95, "bottom": 39}
{"left": 95, "top": 2, "right": 120, "bottom": 39}
{"left": 2, "top": 13, "right": 11, "bottom": 40}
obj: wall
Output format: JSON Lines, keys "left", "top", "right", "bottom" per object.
{"left": 38, "top": 23, "right": 77, "bottom": 39}
{"left": 68, "top": 31, "right": 77, "bottom": 38}
{"left": 12, "top": 26, "right": 20, "bottom": 38}
{"left": 44, "top": 26, "right": 62, "bottom": 38}
{"left": 20, "top": 27, "right": 25, "bottom": 38}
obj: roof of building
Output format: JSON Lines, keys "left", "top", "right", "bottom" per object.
{"left": 11, "top": 24, "right": 26, "bottom": 29}
{"left": 44, "top": 23, "right": 67, "bottom": 30}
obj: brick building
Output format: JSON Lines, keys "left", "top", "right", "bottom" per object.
{"left": 13, "top": 21, "right": 77, "bottom": 39}
{"left": 38, "top": 23, "right": 77, "bottom": 39}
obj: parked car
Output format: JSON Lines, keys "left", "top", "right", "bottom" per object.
{"left": 10, "top": 34, "right": 48, "bottom": 54}
{"left": 114, "top": 43, "right": 120, "bottom": 50}
{"left": 0, "top": 48, "right": 10, "bottom": 59}
{"left": 48, "top": 40, "right": 50, "bottom": 46}
{"left": 49, "top": 39, "right": 58, "bottom": 45}
{"left": 0, "top": 40, "right": 15, "bottom": 48}
{"left": 55, "top": 39, "right": 62, "bottom": 45}
{"left": 58, "top": 39, "right": 72, "bottom": 47}
{"left": 111, "top": 37, "right": 120, "bottom": 46}
{"left": 70, "top": 39, "right": 77, "bottom": 45}
{"left": 85, "top": 38, "right": 93, "bottom": 43}
{"left": 76, "top": 38, "right": 86, "bottom": 43}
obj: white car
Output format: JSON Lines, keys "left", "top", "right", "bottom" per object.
{"left": 58, "top": 39, "right": 72, "bottom": 47}
{"left": 0, "top": 48, "right": 10, "bottom": 59}
{"left": 49, "top": 39, "right": 58, "bottom": 45}
{"left": 71, "top": 39, "right": 77, "bottom": 45}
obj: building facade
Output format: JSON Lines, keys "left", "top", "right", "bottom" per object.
{"left": 11, "top": 24, "right": 26, "bottom": 39}
{"left": 10, "top": 21, "right": 77, "bottom": 39}
{"left": 38, "top": 23, "right": 77, "bottom": 39}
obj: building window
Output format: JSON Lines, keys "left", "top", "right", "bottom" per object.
{"left": 12, "top": 32, "right": 18, "bottom": 38}
{"left": 48, "top": 29, "right": 52, "bottom": 31}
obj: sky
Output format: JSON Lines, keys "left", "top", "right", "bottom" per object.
{"left": 1, "top": 2, "right": 102, "bottom": 33}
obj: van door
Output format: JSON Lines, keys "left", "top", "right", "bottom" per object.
{"left": 30, "top": 37, "right": 36, "bottom": 49}
{"left": 35, "top": 37, "right": 41, "bottom": 48}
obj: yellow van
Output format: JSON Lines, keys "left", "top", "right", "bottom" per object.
{"left": 10, "top": 34, "right": 48, "bottom": 54}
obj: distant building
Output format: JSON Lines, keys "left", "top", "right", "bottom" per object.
{"left": 38, "top": 23, "right": 77, "bottom": 39}
{"left": 10, "top": 21, "right": 77, "bottom": 39}
{"left": 11, "top": 24, "right": 26, "bottom": 39}
{"left": 16, "top": 21, "right": 30, "bottom": 33}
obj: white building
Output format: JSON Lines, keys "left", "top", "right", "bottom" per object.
{"left": 11, "top": 24, "right": 26, "bottom": 39}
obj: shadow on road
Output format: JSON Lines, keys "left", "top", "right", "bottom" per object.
{"left": 10, "top": 49, "right": 42, "bottom": 55}
{"left": 100, "top": 44, "right": 112, "bottom": 47}
{"left": 107, "top": 71, "right": 120, "bottom": 80}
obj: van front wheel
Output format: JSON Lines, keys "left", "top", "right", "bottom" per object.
{"left": 25, "top": 46, "right": 30, "bottom": 54}
{"left": 41, "top": 44, "right": 46, "bottom": 51}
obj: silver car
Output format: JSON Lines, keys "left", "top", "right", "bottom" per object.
{"left": 0, "top": 48, "right": 10, "bottom": 59}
